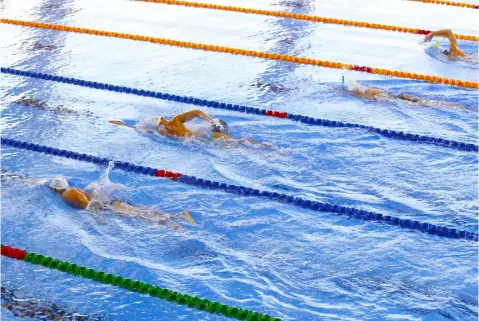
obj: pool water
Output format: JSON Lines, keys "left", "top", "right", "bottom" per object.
{"left": 1, "top": 0, "right": 478, "bottom": 320}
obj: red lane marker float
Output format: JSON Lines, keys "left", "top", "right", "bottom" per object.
{"left": 265, "top": 110, "right": 288, "bottom": 118}
{"left": 155, "top": 170, "right": 182, "bottom": 179}
{"left": 1, "top": 245, "right": 27, "bottom": 260}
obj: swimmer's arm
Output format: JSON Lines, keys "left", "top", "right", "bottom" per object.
{"left": 173, "top": 110, "right": 215, "bottom": 124}
{"left": 109, "top": 120, "right": 134, "bottom": 128}
{"left": 424, "top": 29, "right": 456, "bottom": 41}
{"left": 424, "top": 29, "right": 463, "bottom": 53}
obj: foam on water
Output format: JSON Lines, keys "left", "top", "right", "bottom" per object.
{"left": 1, "top": 0, "right": 477, "bottom": 320}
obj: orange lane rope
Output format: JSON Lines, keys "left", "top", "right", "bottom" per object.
{"left": 1, "top": 19, "right": 477, "bottom": 89}
{"left": 409, "top": 0, "right": 478, "bottom": 9}
{"left": 136, "top": 0, "right": 478, "bottom": 41}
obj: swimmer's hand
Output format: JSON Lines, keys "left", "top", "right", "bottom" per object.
{"left": 424, "top": 33, "right": 433, "bottom": 42}
{"left": 212, "top": 118, "right": 224, "bottom": 131}
{"left": 182, "top": 210, "right": 196, "bottom": 224}
{"left": 109, "top": 120, "right": 126, "bottom": 126}
{"left": 110, "top": 120, "right": 136, "bottom": 129}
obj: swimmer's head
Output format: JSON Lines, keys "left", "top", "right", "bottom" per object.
{"left": 49, "top": 177, "right": 69, "bottom": 192}
{"left": 144, "top": 116, "right": 163, "bottom": 128}
{"left": 346, "top": 81, "right": 366, "bottom": 94}
{"left": 443, "top": 50, "right": 451, "bottom": 56}
{"left": 211, "top": 119, "right": 229, "bottom": 133}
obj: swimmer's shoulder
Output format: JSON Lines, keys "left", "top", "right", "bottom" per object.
{"left": 62, "top": 188, "right": 92, "bottom": 209}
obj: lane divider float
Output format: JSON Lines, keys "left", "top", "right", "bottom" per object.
{"left": 136, "top": 0, "right": 478, "bottom": 41}
{"left": 0, "top": 244, "right": 280, "bottom": 321}
{"left": 1, "top": 19, "right": 477, "bottom": 89}
{"left": 410, "top": 0, "right": 478, "bottom": 9}
{"left": 2, "top": 68, "right": 476, "bottom": 153}
{"left": 2, "top": 138, "right": 477, "bottom": 241}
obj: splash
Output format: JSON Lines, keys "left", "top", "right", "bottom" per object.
{"left": 84, "top": 161, "right": 129, "bottom": 207}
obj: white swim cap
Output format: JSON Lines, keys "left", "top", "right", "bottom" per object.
{"left": 346, "top": 81, "right": 366, "bottom": 94}
{"left": 144, "top": 116, "right": 163, "bottom": 128}
{"left": 49, "top": 177, "right": 69, "bottom": 190}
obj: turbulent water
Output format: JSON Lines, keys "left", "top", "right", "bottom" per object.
{"left": 1, "top": 0, "right": 477, "bottom": 320}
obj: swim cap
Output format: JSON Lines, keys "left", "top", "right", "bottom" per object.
{"left": 49, "top": 177, "right": 69, "bottom": 191}
{"left": 346, "top": 81, "right": 366, "bottom": 94}
{"left": 144, "top": 116, "right": 163, "bottom": 128}
{"left": 212, "top": 119, "right": 229, "bottom": 133}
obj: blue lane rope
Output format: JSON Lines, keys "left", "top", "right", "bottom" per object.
{"left": 1, "top": 67, "right": 477, "bottom": 153}
{"left": 2, "top": 137, "right": 477, "bottom": 241}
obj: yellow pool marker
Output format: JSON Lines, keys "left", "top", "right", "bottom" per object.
{"left": 136, "top": 0, "right": 478, "bottom": 41}
{"left": 1, "top": 18, "right": 477, "bottom": 89}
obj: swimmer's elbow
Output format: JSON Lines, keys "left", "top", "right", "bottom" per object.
{"left": 444, "top": 29, "right": 453, "bottom": 36}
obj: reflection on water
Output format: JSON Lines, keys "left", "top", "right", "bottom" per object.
{"left": 251, "top": 0, "right": 314, "bottom": 99}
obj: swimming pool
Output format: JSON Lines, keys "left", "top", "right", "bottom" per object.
{"left": 1, "top": 0, "right": 478, "bottom": 319}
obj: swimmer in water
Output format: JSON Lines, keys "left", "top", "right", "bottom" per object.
{"left": 14, "top": 97, "right": 95, "bottom": 117}
{"left": 1, "top": 287, "right": 107, "bottom": 321}
{"left": 110, "top": 110, "right": 258, "bottom": 144}
{"left": 250, "top": 81, "right": 291, "bottom": 93}
{"left": 47, "top": 177, "right": 195, "bottom": 229}
{"left": 423, "top": 29, "right": 466, "bottom": 58}
{"left": 344, "top": 81, "right": 473, "bottom": 111}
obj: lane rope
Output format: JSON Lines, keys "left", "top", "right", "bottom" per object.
{"left": 409, "top": 0, "right": 479, "bottom": 9}
{"left": 2, "top": 138, "right": 477, "bottom": 241}
{"left": 2, "top": 68, "right": 477, "bottom": 153}
{"left": 0, "top": 244, "right": 280, "bottom": 321}
{"left": 136, "top": 0, "right": 478, "bottom": 41}
{"left": 1, "top": 19, "right": 477, "bottom": 89}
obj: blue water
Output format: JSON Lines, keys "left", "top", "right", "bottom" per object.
{"left": 1, "top": 0, "right": 478, "bottom": 320}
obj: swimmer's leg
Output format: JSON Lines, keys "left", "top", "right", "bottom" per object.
{"left": 213, "top": 132, "right": 259, "bottom": 144}
{"left": 109, "top": 200, "right": 142, "bottom": 217}
{"left": 110, "top": 201, "right": 195, "bottom": 225}
{"left": 152, "top": 209, "right": 195, "bottom": 225}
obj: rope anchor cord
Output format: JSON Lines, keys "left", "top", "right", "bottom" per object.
{"left": 409, "top": 0, "right": 479, "bottom": 9}
{"left": 1, "top": 19, "right": 477, "bottom": 89}
{"left": 2, "top": 68, "right": 477, "bottom": 153}
{"left": 1, "top": 138, "right": 477, "bottom": 241}
{"left": 0, "top": 245, "right": 280, "bottom": 321}
{"left": 136, "top": 0, "right": 478, "bottom": 41}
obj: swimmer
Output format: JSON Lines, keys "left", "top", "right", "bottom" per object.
{"left": 250, "top": 81, "right": 291, "bottom": 93}
{"left": 423, "top": 29, "right": 466, "bottom": 58}
{"left": 110, "top": 110, "right": 258, "bottom": 144}
{"left": 344, "top": 81, "right": 473, "bottom": 111}
{"left": 32, "top": 43, "right": 58, "bottom": 51}
{"left": 14, "top": 97, "right": 95, "bottom": 117}
{"left": 47, "top": 177, "right": 195, "bottom": 229}
{"left": 1, "top": 286, "right": 107, "bottom": 321}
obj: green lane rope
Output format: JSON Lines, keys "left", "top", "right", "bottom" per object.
{"left": 1, "top": 244, "right": 280, "bottom": 321}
